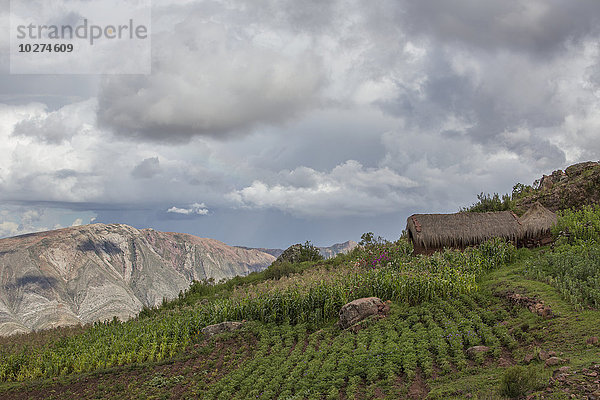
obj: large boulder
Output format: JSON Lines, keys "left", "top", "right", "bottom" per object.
{"left": 338, "top": 297, "right": 385, "bottom": 329}
{"left": 201, "top": 321, "right": 244, "bottom": 338}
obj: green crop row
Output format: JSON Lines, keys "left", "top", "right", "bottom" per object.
{"left": 197, "top": 294, "right": 515, "bottom": 399}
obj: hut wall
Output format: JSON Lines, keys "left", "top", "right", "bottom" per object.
{"left": 519, "top": 233, "right": 554, "bottom": 249}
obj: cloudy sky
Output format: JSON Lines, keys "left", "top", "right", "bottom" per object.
{"left": 1, "top": 0, "right": 600, "bottom": 248}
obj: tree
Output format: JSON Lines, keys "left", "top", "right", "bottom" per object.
{"left": 299, "top": 241, "right": 324, "bottom": 262}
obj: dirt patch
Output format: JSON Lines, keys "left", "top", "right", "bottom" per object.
{"left": 407, "top": 368, "right": 429, "bottom": 399}
{"left": 498, "top": 348, "right": 516, "bottom": 368}
{"left": 373, "top": 386, "right": 386, "bottom": 398}
{"left": 497, "top": 290, "right": 553, "bottom": 318}
{"left": 431, "top": 365, "right": 443, "bottom": 380}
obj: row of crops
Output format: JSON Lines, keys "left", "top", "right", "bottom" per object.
{"left": 200, "top": 294, "right": 516, "bottom": 400}
{"left": 0, "top": 238, "right": 516, "bottom": 382}
{"left": 524, "top": 205, "right": 600, "bottom": 309}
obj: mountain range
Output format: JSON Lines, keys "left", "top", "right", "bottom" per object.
{"left": 236, "top": 240, "right": 358, "bottom": 260}
{"left": 0, "top": 223, "right": 275, "bottom": 336}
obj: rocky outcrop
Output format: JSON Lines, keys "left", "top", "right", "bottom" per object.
{"left": 546, "top": 363, "right": 600, "bottom": 397}
{"left": 545, "top": 357, "right": 566, "bottom": 367}
{"left": 236, "top": 247, "right": 284, "bottom": 258}
{"left": 338, "top": 297, "right": 386, "bottom": 329}
{"left": 201, "top": 321, "right": 244, "bottom": 338}
{"left": 516, "top": 161, "right": 600, "bottom": 212}
{"left": 499, "top": 291, "right": 553, "bottom": 318}
{"left": 0, "top": 224, "right": 275, "bottom": 336}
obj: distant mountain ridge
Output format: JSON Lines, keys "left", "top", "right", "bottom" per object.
{"left": 0, "top": 224, "right": 275, "bottom": 336}
{"left": 236, "top": 247, "right": 284, "bottom": 258}
{"left": 237, "top": 240, "right": 358, "bottom": 260}
{"left": 317, "top": 241, "right": 358, "bottom": 259}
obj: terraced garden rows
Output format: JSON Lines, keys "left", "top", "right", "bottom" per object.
{"left": 200, "top": 293, "right": 517, "bottom": 399}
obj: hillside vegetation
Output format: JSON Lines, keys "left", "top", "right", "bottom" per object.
{"left": 1, "top": 170, "right": 600, "bottom": 398}
{"left": 462, "top": 160, "right": 600, "bottom": 215}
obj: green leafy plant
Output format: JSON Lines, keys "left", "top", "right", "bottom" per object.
{"left": 499, "top": 365, "right": 538, "bottom": 398}
{"left": 524, "top": 206, "right": 600, "bottom": 309}
{"left": 461, "top": 192, "right": 515, "bottom": 213}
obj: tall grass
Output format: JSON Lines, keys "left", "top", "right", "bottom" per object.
{"left": 525, "top": 205, "right": 600, "bottom": 309}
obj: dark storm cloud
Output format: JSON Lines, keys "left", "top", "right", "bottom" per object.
{"left": 399, "top": 0, "right": 600, "bottom": 54}
{"left": 97, "top": 2, "right": 325, "bottom": 143}
{"left": 378, "top": 40, "right": 568, "bottom": 169}
{"left": 423, "top": 57, "right": 565, "bottom": 166}
{"left": 54, "top": 169, "right": 79, "bottom": 179}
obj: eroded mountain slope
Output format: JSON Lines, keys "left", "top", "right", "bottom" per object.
{"left": 0, "top": 224, "right": 275, "bottom": 335}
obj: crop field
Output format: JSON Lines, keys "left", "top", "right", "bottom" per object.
{"left": 199, "top": 294, "right": 516, "bottom": 400}
{"left": 0, "top": 239, "right": 515, "bottom": 384}
{"left": 525, "top": 205, "right": 600, "bottom": 309}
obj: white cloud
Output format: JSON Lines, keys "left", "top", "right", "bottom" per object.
{"left": 0, "top": 221, "right": 19, "bottom": 238}
{"left": 229, "top": 161, "right": 418, "bottom": 217}
{"left": 166, "top": 202, "right": 209, "bottom": 216}
{"left": 0, "top": 206, "right": 96, "bottom": 239}
{"left": 71, "top": 218, "right": 83, "bottom": 226}
{"left": 11, "top": 99, "right": 96, "bottom": 144}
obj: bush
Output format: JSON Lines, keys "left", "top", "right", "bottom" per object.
{"left": 274, "top": 241, "right": 324, "bottom": 264}
{"left": 499, "top": 366, "right": 537, "bottom": 398}
{"left": 462, "top": 192, "right": 515, "bottom": 213}
{"left": 263, "top": 261, "right": 304, "bottom": 280}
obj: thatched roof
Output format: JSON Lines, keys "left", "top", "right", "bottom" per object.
{"left": 519, "top": 201, "right": 557, "bottom": 239}
{"left": 406, "top": 211, "right": 522, "bottom": 250}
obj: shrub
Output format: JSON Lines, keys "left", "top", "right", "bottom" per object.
{"left": 499, "top": 366, "right": 537, "bottom": 398}
{"left": 274, "top": 241, "right": 324, "bottom": 264}
{"left": 462, "top": 192, "right": 515, "bottom": 213}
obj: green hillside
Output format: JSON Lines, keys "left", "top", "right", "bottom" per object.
{"left": 1, "top": 208, "right": 600, "bottom": 398}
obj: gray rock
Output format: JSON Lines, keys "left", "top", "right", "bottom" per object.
{"left": 545, "top": 357, "right": 565, "bottom": 367}
{"left": 466, "top": 346, "right": 490, "bottom": 357}
{"left": 338, "top": 297, "right": 384, "bottom": 329}
{"left": 201, "top": 321, "right": 244, "bottom": 338}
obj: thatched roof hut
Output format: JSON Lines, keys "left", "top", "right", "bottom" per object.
{"left": 406, "top": 202, "right": 558, "bottom": 254}
{"left": 519, "top": 201, "right": 557, "bottom": 245}
{"left": 406, "top": 211, "right": 522, "bottom": 254}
